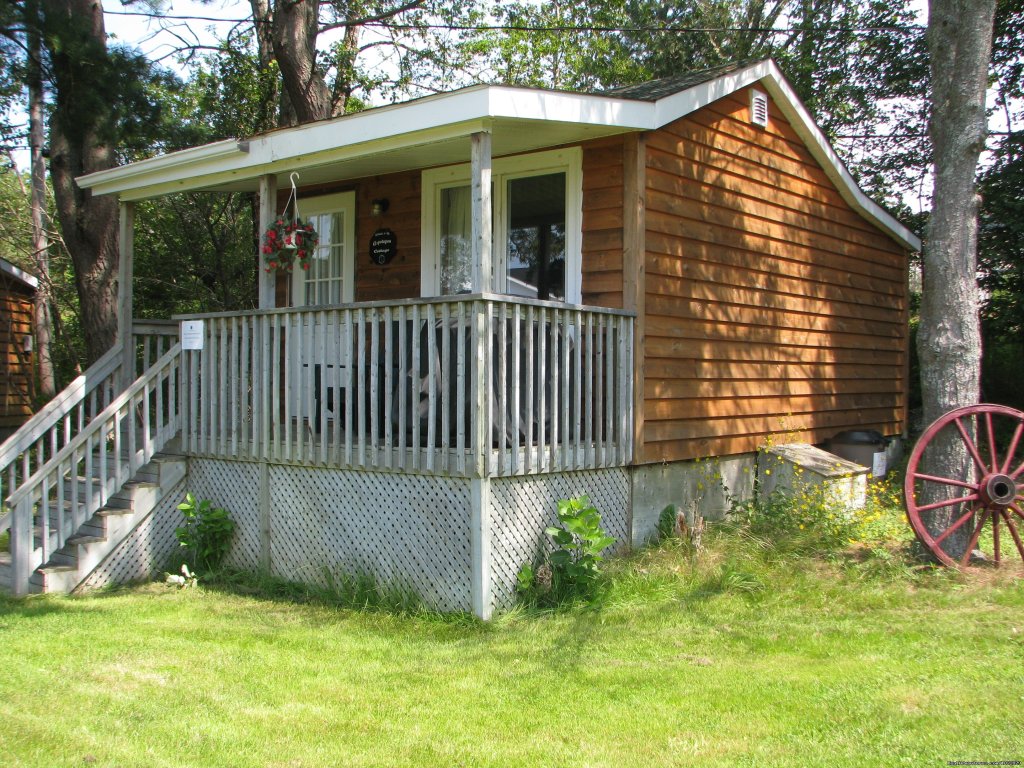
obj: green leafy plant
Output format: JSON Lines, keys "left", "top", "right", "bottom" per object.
{"left": 517, "top": 495, "right": 615, "bottom": 607}
{"left": 175, "top": 493, "right": 235, "bottom": 573}
{"left": 657, "top": 504, "right": 679, "bottom": 540}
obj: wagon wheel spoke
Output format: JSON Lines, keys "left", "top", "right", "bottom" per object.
{"left": 992, "top": 509, "right": 1001, "bottom": 566}
{"left": 1001, "top": 511, "right": 1024, "bottom": 564}
{"left": 1010, "top": 504, "right": 1024, "bottom": 523}
{"left": 916, "top": 493, "right": 979, "bottom": 513}
{"left": 933, "top": 505, "right": 980, "bottom": 546}
{"left": 1002, "top": 421, "right": 1024, "bottom": 474}
{"left": 912, "top": 472, "right": 976, "bottom": 490}
{"left": 959, "top": 510, "right": 990, "bottom": 567}
{"left": 985, "top": 412, "right": 998, "bottom": 472}
{"left": 953, "top": 416, "right": 990, "bottom": 475}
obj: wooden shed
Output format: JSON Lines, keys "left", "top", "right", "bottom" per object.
{"left": 0, "top": 258, "right": 37, "bottom": 438}
{"left": 2, "top": 59, "right": 919, "bottom": 613}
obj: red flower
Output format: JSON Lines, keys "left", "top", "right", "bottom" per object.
{"left": 262, "top": 245, "right": 272, "bottom": 254}
{"left": 297, "top": 249, "right": 305, "bottom": 258}
{"left": 302, "top": 262, "right": 310, "bottom": 270}
{"left": 269, "top": 261, "right": 277, "bottom": 269}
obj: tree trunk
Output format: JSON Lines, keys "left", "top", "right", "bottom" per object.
{"left": 917, "top": 0, "right": 997, "bottom": 558}
{"left": 271, "top": 0, "right": 333, "bottom": 125}
{"left": 25, "top": 0, "right": 55, "bottom": 398}
{"left": 42, "top": 0, "right": 120, "bottom": 365}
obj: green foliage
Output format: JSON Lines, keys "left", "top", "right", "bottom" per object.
{"left": 656, "top": 504, "right": 679, "bottom": 540}
{"left": 731, "top": 472, "right": 912, "bottom": 556}
{"left": 516, "top": 495, "right": 615, "bottom": 607}
{"left": 175, "top": 493, "right": 235, "bottom": 573}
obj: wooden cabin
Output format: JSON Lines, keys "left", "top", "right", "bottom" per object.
{"left": 1, "top": 60, "right": 918, "bottom": 614}
{"left": 0, "top": 258, "right": 37, "bottom": 439}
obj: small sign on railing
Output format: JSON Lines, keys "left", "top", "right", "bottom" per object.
{"left": 181, "top": 320, "right": 205, "bottom": 350}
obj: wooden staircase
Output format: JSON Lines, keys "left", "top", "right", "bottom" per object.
{"left": 0, "top": 332, "right": 184, "bottom": 596}
{"left": 13, "top": 452, "right": 186, "bottom": 594}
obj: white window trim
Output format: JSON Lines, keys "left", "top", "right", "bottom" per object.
{"left": 420, "top": 147, "right": 582, "bottom": 303}
{"left": 290, "top": 190, "right": 356, "bottom": 306}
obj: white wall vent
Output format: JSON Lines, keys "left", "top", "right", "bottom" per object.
{"left": 750, "top": 89, "right": 769, "bottom": 128}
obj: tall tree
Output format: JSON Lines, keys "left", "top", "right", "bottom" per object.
{"left": 916, "top": 0, "right": 997, "bottom": 557}
{"left": 25, "top": 0, "right": 55, "bottom": 398}
{"left": 41, "top": 0, "right": 161, "bottom": 363}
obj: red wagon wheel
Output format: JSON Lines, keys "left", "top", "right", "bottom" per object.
{"left": 905, "top": 403, "right": 1024, "bottom": 568}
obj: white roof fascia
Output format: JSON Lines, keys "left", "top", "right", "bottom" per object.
{"left": 77, "top": 139, "right": 247, "bottom": 197}
{"left": 0, "top": 258, "right": 38, "bottom": 290}
{"left": 95, "top": 120, "right": 493, "bottom": 201}
{"left": 78, "top": 86, "right": 653, "bottom": 200}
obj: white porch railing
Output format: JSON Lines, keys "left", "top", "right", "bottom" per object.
{"left": 178, "top": 295, "right": 634, "bottom": 477}
{"left": 6, "top": 343, "right": 183, "bottom": 595}
{"left": 0, "top": 322, "right": 179, "bottom": 532}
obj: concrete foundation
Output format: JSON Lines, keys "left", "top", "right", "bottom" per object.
{"left": 629, "top": 454, "right": 757, "bottom": 546}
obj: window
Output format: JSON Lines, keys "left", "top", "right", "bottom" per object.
{"left": 421, "top": 147, "right": 582, "bottom": 303}
{"left": 291, "top": 191, "right": 356, "bottom": 306}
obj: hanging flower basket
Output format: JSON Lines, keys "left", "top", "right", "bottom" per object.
{"left": 262, "top": 215, "right": 319, "bottom": 272}
{"left": 262, "top": 172, "right": 319, "bottom": 273}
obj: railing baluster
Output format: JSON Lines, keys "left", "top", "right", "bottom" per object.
{"left": 456, "top": 302, "right": 466, "bottom": 477}
{"left": 584, "top": 313, "right": 594, "bottom": 469}
{"left": 356, "top": 307, "right": 366, "bottom": 469}
{"left": 319, "top": 309, "right": 328, "bottom": 466}
{"left": 574, "top": 310, "right": 583, "bottom": 471}
{"left": 370, "top": 308, "right": 380, "bottom": 468}
{"left": 440, "top": 302, "right": 450, "bottom": 475}
{"left": 410, "top": 304, "right": 420, "bottom": 472}
{"left": 344, "top": 309, "right": 354, "bottom": 467}
{"left": 525, "top": 305, "right": 534, "bottom": 475}
{"left": 398, "top": 305, "right": 407, "bottom": 471}
{"left": 426, "top": 302, "right": 437, "bottom": 473}
{"left": 384, "top": 306, "right": 393, "bottom": 470}
{"left": 538, "top": 307, "right": 547, "bottom": 473}
{"left": 511, "top": 303, "right": 521, "bottom": 476}
{"left": 497, "top": 302, "right": 507, "bottom": 476}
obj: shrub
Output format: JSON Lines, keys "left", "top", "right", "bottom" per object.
{"left": 175, "top": 493, "right": 235, "bottom": 573}
{"left": 517, "top": 495, "right": 615, "bottom": 607}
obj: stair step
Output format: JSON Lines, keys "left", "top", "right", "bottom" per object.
{"left": 94, "top": 505, "right": 136, "bottom": 518}
{"left": 65, "top": 533, "right": 105, "bottom": 547}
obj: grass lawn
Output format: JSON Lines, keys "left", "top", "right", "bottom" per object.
{"left": 1, "top": 506, "right": 1022, "bottom": 767}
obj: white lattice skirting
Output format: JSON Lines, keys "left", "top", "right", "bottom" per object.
{"left": 186, "top": 459, "right": 628, "bottom": 615}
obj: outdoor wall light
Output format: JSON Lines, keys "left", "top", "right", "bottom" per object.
{"left": 371, "top": 198, "right": 390, "bottom": 216}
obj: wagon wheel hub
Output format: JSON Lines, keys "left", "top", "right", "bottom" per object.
{"left": 981, "top": 473, "right": 1017, "bottom": 507}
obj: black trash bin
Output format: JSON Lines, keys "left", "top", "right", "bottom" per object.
{"left": 825, "top": 430, "right": 888, "bottom": 477}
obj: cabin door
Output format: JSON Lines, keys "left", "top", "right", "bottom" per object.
{"left": 289, "top": 191, "right": 355, "bottom": 424}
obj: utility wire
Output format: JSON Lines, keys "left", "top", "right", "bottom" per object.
{"left": 101, "top": 9, "right": 925, "bottom": 34}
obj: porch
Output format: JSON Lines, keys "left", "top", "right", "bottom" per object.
{"left": 178, "top": 294, "right": 634, "bottom": 478}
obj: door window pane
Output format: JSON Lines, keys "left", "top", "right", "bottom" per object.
{"left": 506, "top": 173, "right": 566, "bottom": 301}
{"left": 303, "top": 211, "right": 345, "bottom": 305}
{"left": 440, "top": 185, "right": 472, "bottom": 294}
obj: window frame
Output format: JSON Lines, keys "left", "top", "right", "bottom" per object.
{"left": 420, "top": 147, "right": 582, "bottom": 303}
{"left": 290, "top": 190, "right": 356, "bottom": 306}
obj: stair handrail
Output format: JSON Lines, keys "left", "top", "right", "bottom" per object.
{"left": 6, "top": 342, "right": 183, "bottom": 596}
{"left": 0, "top": 345, "right": 123, "bottom": 531}
{"left": 0, "top": 322, "right": 180, "bottom": 536}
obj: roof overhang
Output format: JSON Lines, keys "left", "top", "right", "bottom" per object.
{"left": 0, "top": 258, "right": 38, "bottom": 290}
{"left": 78, "top": 59, "right": 920, "bottom": 252}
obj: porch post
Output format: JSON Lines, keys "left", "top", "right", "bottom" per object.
{"left": 258, "top": 174, "right": 278, "bottom": 309}
{"left": 118, "top": 200, "right": 135, "bottom": 388}
{"left": 470, "top": 476, "right": 493, "bottom": 619}
{"left": 470, "top": 130, "right": 492, "bottom": 292}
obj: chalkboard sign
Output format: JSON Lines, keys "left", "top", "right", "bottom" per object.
{"left": 369, "top": 228, "right": 397, "bottom": 265}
